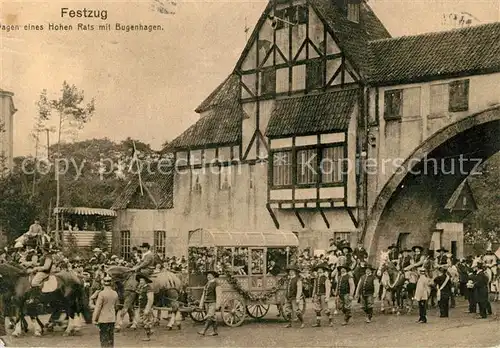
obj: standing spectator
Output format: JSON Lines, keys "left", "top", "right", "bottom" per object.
{"left": 474, "top": 263, "right": 490, "bottom": 319}
{"left": 414, "top": 268, "right": 431, "bottom": 323}
{"left": 93, "top": 275, "right": 119, "bottom": 347}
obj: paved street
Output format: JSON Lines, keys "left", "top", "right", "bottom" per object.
{"left": 5, "top": 299, "right": 500, "bottom": 347}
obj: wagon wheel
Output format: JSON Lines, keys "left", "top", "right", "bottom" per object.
{"left": 221, "top": 298, "right": 246, "bottom": 327}
{"left": 279, "top": 295, "right": 307, "bottom": 320}
{"left": 246, "top": 303, "right": 270, "bottom": 319}
{"left": 189, "top": 308, "right": 206, "bottom": 323}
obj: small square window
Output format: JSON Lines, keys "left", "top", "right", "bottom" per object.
{"left": 260, "top": 68, "right": 276, "bottom": 95}
{"left": 449, "top": 79, "right": 469, "bottom": 112}
{"left": 306, "top": 60, "right": 325, "bottom": 90}
{"left": 384, "top": 89, "right": 403, "bottom": 120}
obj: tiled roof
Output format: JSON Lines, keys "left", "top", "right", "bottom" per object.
{"left": 167, "top": 104, "right": 242, "bottom": 150}
{"left": 195, "top": 74, "right": 240, "bottom": 113}
{"left": 368, "top": 22, "right": 500, "bottom": 85}
{"left": 110, "top": 166, "right": 174, "bottom": 210}
{"left": 310, "top": 0, "right": 391, "bottom": 77}
{"left": 266, "top": 88, "right": 358, "bottom": 138}
{"left": 168, "top": 73, "right": 242, "bottom": 151}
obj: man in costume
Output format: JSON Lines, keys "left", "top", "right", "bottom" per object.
{"left": 388, "top": 244, "right": 399, "bottom": 267}
{"left": 355, "top": 264, "right": 379, "bottom": 323}
{"left": 30, "top": 244, "right": 54, "bottom": 299}
{"left": 131, "top": 243, "right": 155, "bottom": 277}
{"left": 435, "top": 248, "right": 451, "bottom": 269}
{"left": 434, "top": 267, "right": 452, "bottom": 318}
{"left": 197, "top": 270, "right": 221, "bottom": 336}
{"left": 483, "top": 245, "right": 498, "bottom": 283}
{"left": 283, "top": 264, "right": 305, "bottom": 328}
{"left": 342, "top": 246, "right": 356, "bottom": 271}
{"left": 353, "top": 243, "right": 368, "bottom": 263}
{"left": 136, "top": 273, "right": 155, "bottom": 341}
{"left": 336, "top": 265, "right": 355, "bottom": 325}
{"left": 311, "top": 263, "right": 332, "bottom": 327}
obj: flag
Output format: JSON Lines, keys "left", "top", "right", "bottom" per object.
{"left": 129, "top": 141, "right": 144, "bottom": 196}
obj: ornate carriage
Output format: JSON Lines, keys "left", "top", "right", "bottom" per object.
{"left": 187, "top": 228, "right": 305, "bottom": 327}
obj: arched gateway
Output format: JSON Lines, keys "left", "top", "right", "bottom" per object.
{"left": 363, "top": 106, "right": 500, "bottom": 263}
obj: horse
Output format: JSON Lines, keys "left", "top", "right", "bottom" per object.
{"left": 0, "top": 262, "right": 91, "bottom": 337}
{"left": 106, "top": 266, "right": 183, "bottom": 331}
{"left": 376, "top": 251, "right": 406, "bottom": 315}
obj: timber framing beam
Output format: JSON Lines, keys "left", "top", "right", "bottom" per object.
{"left": 266, "top": 203, "right": 280, "bottom": 229}
{"left": 347, "top": 208, "right": 359, "bottom": 228}
{"left": 294, "top": 209, "right": 305, "bottom": 228}
{"left": 319, "top": 208, "right": 330, "bottom": 229}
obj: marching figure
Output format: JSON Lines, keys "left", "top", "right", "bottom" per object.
{"left": 473, "top": 263, "right": 490, "bottom": 319}
{"left": 414, "top": 268, "right": 431, "bottom": 323}
{"left": 198, "top": 269, "right": 221, "bottom": 336}
{"left": 283, "top": 264, "right": 305, "bottom": 328}
{"left": 336, "top": 265, "right": 355, "bottom": 325}
{"left": 434, "top": 267, "right": 452, "bottom": 317}
{"left": 92, "top": 275, "right": 119, "bottom": 347}
{"left": 311, "top": 263, "right": 332, "bottom": 327}
{"left": 355, "top": 264, "right": 379, "bottom": 323}
{"left": 136, "top": 273, "right": 155, "bottom": 341}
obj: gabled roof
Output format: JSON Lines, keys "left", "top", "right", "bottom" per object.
{"left": 310, "top": 0, "right": 391, "bottom": 78}
{"left": 266, "top": 88, "right": 358, "bottom": 138}
{"left": 110, "top": 167, "right": 174, "bottom": 210}
{"left": 368, "top": 22, "right": 500, "bottom": 85}
{"left": 444, "top": 180, "right": 477, "bottom": 212}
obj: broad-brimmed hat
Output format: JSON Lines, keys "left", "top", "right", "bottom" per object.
{"left": 136, "top": 273, "right": 153, "bottom": 283}
{"left": 342, "top": 246, "right": 353, "bottom": 253}
{"left": 206, "top": 269, "right": 219, "bottom": 278}
{"left": 418, "top": 267, "right": 426, "bottom": 273}
{"left": 436, "top": 248, "right": 448, "bottom": 252}
{"left": 363, "top": 264, "right": 375, "bottom": 271}
{"left": 403, "top": 248, "right": 411, "bottom": 252}
{"left": 313, "top": 263, "right": 329, "bottom": 272}
{"left": 140, "top": 242, "right": 151, "bottom": 249}
{"left": 286, "top": 264, "right": 300, "bottom": 272}
{"left": 93, "top": 248, "right": 101, "bottom": 253}
{"left": 412, "top": 246, "right": 423, "bottom": 252}
{"left": 387, "top": 244, "right": 397, "bottom": 250}
{"left": 337, "top": 265, "right": 348, "bottom": 272}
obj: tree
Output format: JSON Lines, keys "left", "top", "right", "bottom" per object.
{"left": 64, "top": 231, "right": 79, "bottom": 257}
{"left": 37, "top": 82, "right": 96, "bottom": 245}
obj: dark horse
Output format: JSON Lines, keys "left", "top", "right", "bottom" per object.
{"left": 0, "top": 263, "right": 91, "bottom": 337}
{"left": 376, "top": 252, "right": 406, "bottom": 315}
{"left": 106, "top": 266, "right": 183, "bottom": 330}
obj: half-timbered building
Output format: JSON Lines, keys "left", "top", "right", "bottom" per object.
{"left": 112, "top": 0, "right": 500, "bottom": 258}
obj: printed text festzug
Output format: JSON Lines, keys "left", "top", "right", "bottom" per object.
{"left": 61, "top": 8, "right": 108, "bottom": 20}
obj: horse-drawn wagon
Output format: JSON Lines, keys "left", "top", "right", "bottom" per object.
{"left": 186, "top": 228, "right": 305, "bottom": 327}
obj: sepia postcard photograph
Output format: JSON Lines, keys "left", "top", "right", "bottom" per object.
{"left": 0, "top": 0, "right": 499, "bottom": 346}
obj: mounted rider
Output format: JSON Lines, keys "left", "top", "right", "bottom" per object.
{"left": 387, "top": 244, "right": 399, "bottom": 267}
{"left": 29, "top": 243, "right": 54, "bottom": 298}
{"left": 404, "top": 246, "right": 425, "bottom": 271}
{"left": 399, "top": 248, "right": 412, "bottom": 271}
{"left": 483, "top": 245, "right": 498, "bottom": 281}
{"left": 435, "top": 248, "right": 451, "bottom": 269}
{"left": 131, "top": 243, "right": 155, "bottom": 277}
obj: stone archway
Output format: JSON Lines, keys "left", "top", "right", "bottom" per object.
{"left": 363, "top": 106, "right": 500, "bottom": 262}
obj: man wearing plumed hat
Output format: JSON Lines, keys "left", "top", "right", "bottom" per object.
{"left": 311, "top": 263, "right": 332, "bottom": 327}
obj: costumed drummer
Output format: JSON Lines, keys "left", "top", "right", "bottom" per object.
{"left": 136, "top": 273, "right": 155, "bottom": 341}
{"left": 198, "top": 269, "right": 221, "bottom": 336}
{"left": 311, "top": 263, "right": 332, "bottom": 327}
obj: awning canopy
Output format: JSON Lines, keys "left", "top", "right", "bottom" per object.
{"left": 53, "top": 207, "right": 117, "bottom": 217}
{"left": 188, "top": 228, "right": 299, "bottom": 248}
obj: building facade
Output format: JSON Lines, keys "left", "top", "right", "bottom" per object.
{"left": 113, "top": 0, "right": 500, "bottom": 259}
{"left": 0, "top": 89, "right": 16, "bottom": 174}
